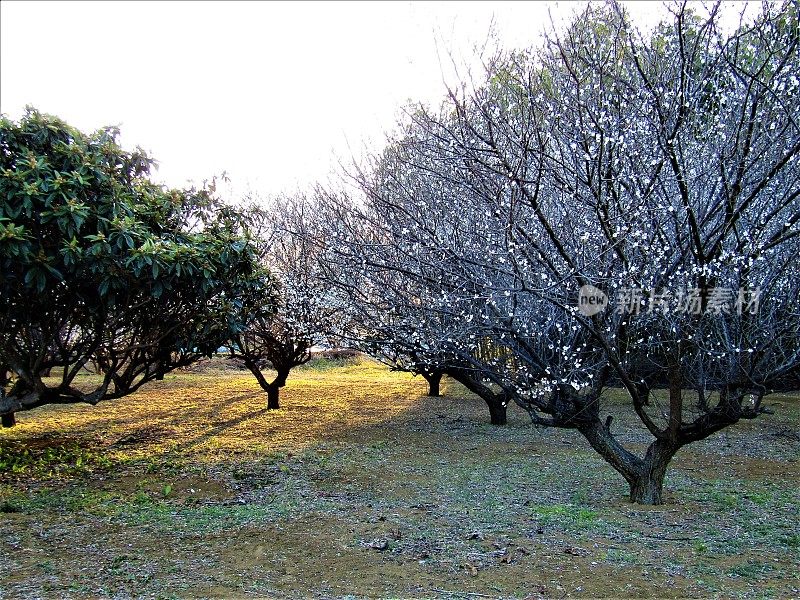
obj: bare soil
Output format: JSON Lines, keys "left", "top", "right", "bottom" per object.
{"left": 1, "top": 359, "right": 798, "bottom": 598}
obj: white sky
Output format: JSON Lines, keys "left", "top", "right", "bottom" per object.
{"left": 0, "top": 1, "right": 756, "bottom": 200}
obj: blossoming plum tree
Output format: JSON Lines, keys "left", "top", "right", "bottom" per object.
{"left": 323, "top": 1, "right": 800, "bottom": 503}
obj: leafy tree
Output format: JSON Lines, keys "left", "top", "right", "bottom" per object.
{"left": 0, "top": 109, "right": 274, "bottom": 426}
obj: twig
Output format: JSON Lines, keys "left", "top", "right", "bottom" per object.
{"left": 640, "top": 532, "right": 698, "bottom": 542}
{"left": 431, "top": 590, "right": 496, "bottom": 599}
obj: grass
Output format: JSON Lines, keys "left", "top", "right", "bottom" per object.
{"left": 1, "top": 357, "right": 799, "bottom": 598}
{"left": 0, "top": 438, "right": 114, "bottom": 479}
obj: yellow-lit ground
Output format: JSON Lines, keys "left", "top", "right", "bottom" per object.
{"left": 1, "top": 358, "right": 798, "bottom": 598}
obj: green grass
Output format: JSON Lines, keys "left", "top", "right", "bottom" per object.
{"left": 300, "top": 355, "right": 360, "bottom": 371}
{"left": 727, "top": 560, "right": 777, "bottom": 580}
{"left": 1, "top": 362, "right": 798, "bottom": 598}
{"left": 0, "top": 438, "right": 114, "bottom": 479}
{"left": 603, "top": 548, "right": 640, "bottom": 565}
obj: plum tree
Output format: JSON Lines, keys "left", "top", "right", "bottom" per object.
{"left": 227, "top": 196, "right": 336, "bottom": 409}
{"left": 322, "top": 1, "right": 800, "bottom": 503}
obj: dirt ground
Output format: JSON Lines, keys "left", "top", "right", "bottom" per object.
{"left": 1, "top": 358, "right": 798, "bottom": 598}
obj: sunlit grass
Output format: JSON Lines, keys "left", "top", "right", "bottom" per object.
{"left": 1, "top": 358, "right": 798, "bottom": 598}
{"left": 1, "top": 357, "right": 421, "bottom": 465}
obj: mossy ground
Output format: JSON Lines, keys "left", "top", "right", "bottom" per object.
{"left": 1, "top": 358, "right": 798, "bottom": 598}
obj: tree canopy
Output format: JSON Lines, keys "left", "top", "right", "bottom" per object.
{"left": 0, "top": 108, "right": 275, "bottom": 426}
{"left": 318, "top": 0, "right": 800, "bottom": 503}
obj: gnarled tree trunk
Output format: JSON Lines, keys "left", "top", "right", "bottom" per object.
{"left": 267, "top": 385, "right": 280, "bottom": 410}
{"left": 628, "top": 440, "right": 680, "bottom": 504}
{"left": 242, "top": 358, "right": 288, "bottom": 410}
{"left": 421, "top": 371, "right": 443, "bottom": 397}
{"left": 447, "top": 369, "right": 509, "bottom": 426}
{"left": 578, "top": 416, "right": 680, "bottom": 505}
{"left": 487, "top": 399, "right": 507, "bottom": 425}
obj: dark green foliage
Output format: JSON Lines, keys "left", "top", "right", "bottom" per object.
{"left": 0, "top": 108, "right": 276, "bottom": 423}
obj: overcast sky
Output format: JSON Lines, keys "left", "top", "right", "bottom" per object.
{"left": 1, "top": 1, "right": 753, "bottom": 199}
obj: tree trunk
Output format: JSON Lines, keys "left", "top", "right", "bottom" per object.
{"left": 2, "top": 412, "right": 16, "bottom": 428}
{"left": 487, "top": 401, "right": 507, "bottom": 425}
{"left": 626, "top": 370, "right": 683, "bottom": 504}
{"left": 422, "top": 371, "right": 443, "bottom": 397}
{"left": 267, "top": 385, "right": 280, "bottom": 410}
{"left": 446, "top": 369, "right": 509, "bottom": 426}
{"left": 241, "top": 357, "right": 286, "bottom": 410}
{"left": 629, "top": 472, "right": 666, "bottom": 504}
{"left": 266, "top": 369, "right": 290, "bottom": 410}
{"left": 576, "top": 417, "right": 673, "bottom": 505}
{"left": 628, "top": 440, "right": 678, "bottom": 505}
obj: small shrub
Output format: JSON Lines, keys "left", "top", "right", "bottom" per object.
{"left": 0, "top": 499, "right": 22, "bottom": 513}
